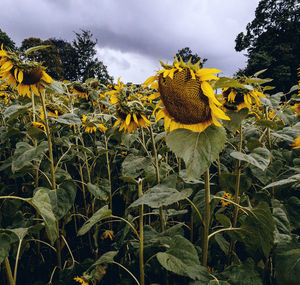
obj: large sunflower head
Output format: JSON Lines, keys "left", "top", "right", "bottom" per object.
{"left": 106, "top": 78, "right": 152, "bottom": 133}
{"left": 0, "top": 46, "right": 53, "bottom": 97}
{"left": 143, "top": 57, "right": 229, "bottom": 132}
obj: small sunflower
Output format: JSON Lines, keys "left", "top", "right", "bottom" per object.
{"left": 291, "top": 136, "right": 300, "bottom": 149}
{"left": 74, "top": 276, "right": 89, "bottom": 285}
{"left": 0, "top": 46, "right": 53, "bottom": 97}
{"left": 221, "top": 192, "right": 232, "bottom": 207}
{"left": 101, "top": 229, "right": 115, "bottom": 240}
{"left": 222, "top": 86, "right": 266, "bottom": 111}
{"left": 70, "top": 83, "right": 89, "bottom": 100}
{"left": 294, "top": 103, "right": 300, "bottom": 116}
{"left": 81, "top": 114, "right": 107, "bottom": 133}
{"left": 106, "top": 78, "right": 152, "bottom": 133}
{"left": 143, "top": 57, "right": 229, "bottom": 132}
{"left": 32, "top": 121, "right": 46, "bottom": 131}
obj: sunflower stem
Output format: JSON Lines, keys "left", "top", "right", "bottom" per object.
{"left": 138, "top": 179, "right": 145, "bottom": 285}
{"left": 228, "top": 123, "right": 243, "bottom": 263}
{"left": 104, "top": 135, "right": 112, "bottom": 211}
{"left": 40, "top": 91, "right": 61, "bottom": 269}
{"left": 13, "top": 238, "right": 23, "bottom": 284}
{"left": 149, "top": 126, "right": 165, "bottom": 232}
{"left": 4, "top": 257, "right": 14, "bottom": 285}
{"left": 202, "top": 168, "right": 210, "bottom": 267}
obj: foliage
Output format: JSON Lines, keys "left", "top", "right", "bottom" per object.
{"left": 235, "top": 0, "right": 300, "bottom": 93}
{"left": 0, "top": 45, "right": 299, "bottom": 285}
{"left": 175, "top": 47, "right": 207, "bottom": 67}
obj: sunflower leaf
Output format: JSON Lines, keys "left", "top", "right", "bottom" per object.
{"left": 166, "top": 126, "right": 226, "bottom": 179}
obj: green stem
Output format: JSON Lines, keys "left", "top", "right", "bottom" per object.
{"left": 149, "top": 126, "right": 165, "bottom": 232}
{"left": 4, "top": 258, "right": 14, "bottom": 285}
{"left": 104, "top": 136, "right": 112, "bottom": 211}
{"left": 202, "top": 169, "right": 210, "bottom": 267}
{"left": 13, "top": 239, "right": 23, "bottom": 284}
{"left": 112, "top": 262, "right": 140, "bottom": 285}
{"left": 138, "top": 179, "right": 144, "bottom": 285}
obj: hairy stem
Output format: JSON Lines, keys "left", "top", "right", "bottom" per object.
{"left": 202, "top": 168, "right": 210, "bottom": 267}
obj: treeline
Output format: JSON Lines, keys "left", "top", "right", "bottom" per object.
{"left": 0, "top": 29, "right": 113, "bottom": 84}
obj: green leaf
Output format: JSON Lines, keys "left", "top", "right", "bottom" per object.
{"left": 77, "top": 205, "right": 111, "bottom": 236}
{"left": 223, "top": 108, "right": 249, "bottom": 132}
{"left": 274, "top": 236, "right": 300, "bottom": 285}
{"left": 93, "top": 251, "right": 118, "bottom": 266}
{"left": 166, "top": 126, "right": 226, "bottom": 179}
{"left": 238, "top": 201, "right": 274, "bottom": 258}
{"left": 4, "top": 104, "right": 29, "bottom": 122}
{"left": 53, "top": 113, "right": 82, "bottom": 126}
{"left": 156, "top": 235, "right": 210, "bottom": 281}
{"left": 215, "top": 233, "right": 230, "bottom": 255}
{"left": 230, "top": 147, "right": 270, "bottom": 171}
{"left": 7, "top": 227, "right": 28, "bottom": 240}
{"left": 285, "top": 196, "right": 300, "bottom": 229}
{"left": 129, "top": 185, "right": 192, "bottom": 208}
{"left": 121, "top": 154, "right": 154, "bottom": 179}
{"left": 219, "top": 172, "right": 252, "bottom": 194}
{"left": 272, "top": 200, "right": 290, "bottom": 235}
{"left": 29, "top": 188, "right": 57, "bottom": 244}
{"left": 222, "top": 264, "right": 263, "bottom": 285}
{"left": 12, "top": 141, "right": 48, "bottom": 173}
{"left": 24, "top": 45, "right": 51, "bottom": 55}
{"left": 87, "top": 181, "right": 109, "bottom": 201}
{"left": 263, "top": 174, "right": 300, "bottom": 189}
{"left": 49, "top": 181, "right": 77, "bottom": 220}
{"left": 0, "top": 233, "right": 11, "bottom": 263}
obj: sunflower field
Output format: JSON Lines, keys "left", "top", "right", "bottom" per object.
{"left": 0, "top": 45, "right": 300, "bottom": 285}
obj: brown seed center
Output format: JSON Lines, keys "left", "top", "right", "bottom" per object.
{"left": 15, "top": 67, "right": 43, "bottom": 85}
{"left": 158, "top": 69, "right": 211, "bottom": 124}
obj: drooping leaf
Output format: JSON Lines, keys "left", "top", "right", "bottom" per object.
{"left": 87, "top": 181, "right": 109, "bottom": 201}
{"left": 263, "top": 174, "right": 300, "bottom": 189}
{"left": 0, "top": 233, "right": 11, "bottom": 263}
{"left": 129, "top": 185, "right": 192, "bottom": 209}
{"left": 166, "top": 126, "right": 226, "bottom": 179}
{"left": 223, "top": 108, "right": 249, "bottom": 132}
{"left": 121, "top": 154, "right": 154, "bottom": 179}
{"left": 49, "top": 181, "right": 77, "bottom": 220}
{"left": 230, "top": 147, "right": 270, "bottom": 171}
{"left": 221, "top": 263, "right": 263, "bottom": 285}
{"left": 12, "top": 141, "right": 49, "bottom": 173}
{"left": 237, "top": 201, "right": 274, "bottom": 258}
{"left": 156, "top": 235, "right": 211, "bottom": 281}
{"left": 29, "top": 188, "right": 57, "bottom": 244}
{"left": 4, "top": 104, "right": 29, "bottom": 122}
{"left": 53, "top": 113, "right": 82, "bottom": 126}
{"left": 78, "top": 205, "right": 111, "bottom": 236}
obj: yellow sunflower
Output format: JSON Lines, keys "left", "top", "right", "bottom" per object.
{"left": 106, "top": 78, "right": 152, "bottom": 133}
{"left": 221, "top": 192, "right": 232, "bottom": 207}
{"left": 222, "top": 86, "right": 266, "bottom": 111}
{"left": 81, "top": 114, "right": 107, "bottom": 133}
{"left": 143, "top": 57, "right": 230, "bottom": 132}
{"left": 294, "top": 103, "right": 300, "bottom": 116}
{"left": 74, "top": 276, "right": 89, "bottom": 285}
{"left": 32, "top": 121, "right": 46, "bottom": 131}
{"left": 70, "top": 83, "right": 89, "bottom": 100}
{"left": 0, "top": 46, "right": 53, "bottom": 97}
{"left": 291, "top": 136, "right": 300, "bottom": 149}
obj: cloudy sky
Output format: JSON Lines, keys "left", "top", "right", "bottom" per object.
{"left": 0, "top": 0, "right": 260, "bottom": 83}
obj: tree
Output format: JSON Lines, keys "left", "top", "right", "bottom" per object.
{"left": 175, "top": 47, "right": 207, "bottom": 67}
{"left": 72, "top": 30, "right": 112, "bottom": 84}
{"left": 235, "top": 0, "right": 300, "bottom": 92}
{"left": 50, "top": 38, "right": 79, "bottom": 81}
{"left": 0, "top": 28, "right": 16, "bottom": 51}
{"left": 20, "top": 37, "right": 64, "bottom": 80}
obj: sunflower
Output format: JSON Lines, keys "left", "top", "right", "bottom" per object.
{"left": 106, "top": 78, "right": 152, "bottom": 133}
{"left": 32, "top": 121, "right": 46, "bottom": 131}
{"left": 221, "top": 192, "right": 232, "bottom": 207}
{"left": 0, "top": 46, "right": 53, "bottom": 97}
{"left": 74, "top": 277, "right": 89, "bottom": 285}
{"left": 294, "top": 103, "right": 300, "bottom": 116}
{"left": 70, "top": 83, "right": 89, "bottom": 100}
{"left": 81, "top": 114, "right": 107, "bottom": 133}
{"left": 143, "top": 57, "right": 229, "bottom": 132}
{"left": 222, "top": 86, "right": 266, "bottom": 111}
{"left": 291, "top": 136, "right": 300, "bottom": 149}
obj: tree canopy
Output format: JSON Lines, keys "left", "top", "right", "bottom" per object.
{"left": 235, "top": 0, "right": 300, "bottom": 92}
{"left": 0, "top": 28, "right": 16, "bottom": 51}
{"left": 175, "top": 47, "right": 207, "bottom": 67}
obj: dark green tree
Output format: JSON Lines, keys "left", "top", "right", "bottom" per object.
{"left": 20, "top": 37, "right": 64, "bottom": 80}
{"left": 0, "top": 28, "right": 16, "bottom": 50}
{"left": 72, "top": 30, "right": 113, "bottom": 84}
{"left": 235, "top": 0, "right": 300, "bottom": 92}
{"left": 49, "top": 38, "right": 79, "bottom": 81}
{"left": 175, "top": 47, "right": 207, "bottom": 67}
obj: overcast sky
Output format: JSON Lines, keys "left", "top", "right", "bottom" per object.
{"left": 0, "top": 0, "right": 260, "bottom": 83}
